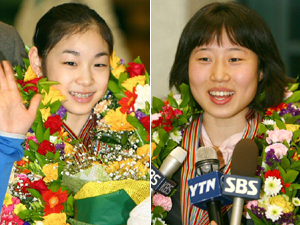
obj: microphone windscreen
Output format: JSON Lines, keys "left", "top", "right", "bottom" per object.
{"left": 169, "top": 146, "right": 187, "bottom": 163}
{"left": 231, "top": 139, "right": 258, "bottom": 177}
{"left": 196, "top": 146, "right": 217, "bottom": 163}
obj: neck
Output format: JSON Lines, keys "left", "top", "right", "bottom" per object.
{"left": 65, "top": 112, "right": 91, "bottom": 136}
{"left": 202, "top": 108, "right": 248, "bottom": 147}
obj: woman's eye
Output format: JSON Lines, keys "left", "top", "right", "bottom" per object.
{"left": 94, "top": 63, "right": 107, "bottom": 67}
{"left": 199, "top": 58, "right": 211, "bottom": 62}
{"left": 64, "top": 62, "right": 77, "bottom": 66}
{"left": 229, "top": 58, "right": 241, "bottom": 62}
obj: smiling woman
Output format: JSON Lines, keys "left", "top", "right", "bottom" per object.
{"left": 0, "top": 2, "right": 150, "bottom": 225}
{"left": 151, "top": 1, "right": 294, "bottom": 225}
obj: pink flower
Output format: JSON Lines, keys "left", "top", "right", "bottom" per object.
{"left": 266, "top": 129, "right": 293, "bottom": 144}
{"left": 245, "top": 200, "right": 258, "bottom": 219}
{"left": 152, "top": 193, "right": 172, "bottom": 212}
{"left": 265, "top": 143, "right": 288, "bottom": 159}
{"left": 0, "top": 197, "right": 24, "bottom": 225}
{"left": 25, "top": 135, "right": 38, "bottom": 150}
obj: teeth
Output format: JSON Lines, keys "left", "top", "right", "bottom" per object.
{"left": 209, "top": 91, "right": 234, "bottom": 97}
{"left": 70, "top": 92, "right": 93, "bottom": 98}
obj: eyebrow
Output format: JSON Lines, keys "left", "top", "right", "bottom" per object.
{"left": 62, "top": 50, "right": 109, "bottom": 58}
{"left": 195, "top": 47, "right": 247, "bottom": 53}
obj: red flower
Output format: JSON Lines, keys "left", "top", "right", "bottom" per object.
{"left": 265, "top": 102, "right": 288, "bottom": 116}
{"left": 264, "top": 169, "right": 291, "bottom": 193}
{"left": 44, "top": 115, "right": 63, "bottom": 135}
{"left": 43, "top": 188, "right": 68, "bottom": 215}
{"left": 119, "top": 87, "right": 138, "bottom": 114}
{"left": 17, "top": 77, "right": 41, "bottom": 93}
{"left": 126, "top": 62, "right": 145, "bottom": 78}
{"left": 30, "top": 179, "right": 48, "bottom": 195}
{"left": 16, "top": 159, "right": 30, "bottom": 174}
{"left": 141, "top": 115, "right": 150, "bottom": 132}
{"left": 37, "top": 140, "right": 56, "bottom": 155}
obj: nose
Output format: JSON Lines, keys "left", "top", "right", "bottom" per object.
{"left": 76, "top": 67, "right": 95, "bottom": 86}
{"left": 210, "top": 60, "right": 230, "bottom": 82}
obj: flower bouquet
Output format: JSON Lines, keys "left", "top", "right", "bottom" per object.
{"left": 0, "top": 49, "right": 150, "bottom": 225}
{"left": 247, "top": 84, "right": 300, "bottom": 224}
{"left": 151, "top": 85, "right": 200, "bottom": 225}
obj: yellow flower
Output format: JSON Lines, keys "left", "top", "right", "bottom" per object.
{"left": 40, "top": 107, "right": 51, "bottom": 122}
{"left": 269, "top": 195, "right": 294, "bottom": 213}
{"left": 14, "top": 203, "right": 27, "bottom": 215}
{"left": 285, "top": 124, "right": 300, "bottom": 132}
{"left": 122, "top": 76, "right": 146, "bottom": 92}
{"left": 24, "top": 66, "right": 38, "bottom": 82}
{"left": 64, "top": 142, "right": 75, "bottom": 155}
{"left": 104, "top": 107, "right": 135, "bottom": 131}
{"left": 111, "top": 64, "right": 126, "bottom": 79}
{"left": 42, "top": 163, "right": 58, "bottom": 183}
{"left": 42, "top": 86, "right": 65, "bottom": 105}
{"left": 105, "top": 161, "right": 120, "bottom": 174}
{"left": 110, "top": 51, "right": 121, "bottom": 69}
{"left": 3, "top": 193, "right": 13, "bottom": 207}
{"left": 137, "top": 144, "right": 150, "bottom": 161}
{"left": 151, "top": 142, "right": 157, "bottom": 160}
{"left": 43, "top": 212, "right": 68, "bottom": 225}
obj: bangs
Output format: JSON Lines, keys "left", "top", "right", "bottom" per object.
{"left": 189, "top": 4, "right": 256, "bottom": 50}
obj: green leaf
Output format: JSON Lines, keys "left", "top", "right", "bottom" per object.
{"left": 24, "top": 149, "right": 35, "bottom": 162}
{"left": 27, "top": 188, "right": 42, "bottom": 199}
{"left": 36, "top": 122, "right": 45, "bottom": 143}
{"left": 133, "top": 56, "right": 142, "bottom": 64}
{"left": 168, "top": 95, "right": 178, "bottom": 109}
{"left": 16, "top": 209, "right": 30, "bottom": 220}
{"left": 127, "top": 115, "right": 149, "bottom": 145}
{"left": 152, "top": 96, "right": 165, "bottom": 112}
{"left": 247, "top": 209, "right": 268, "bottom": 225}
{"left": 285, "top": 170, "right": 299, "bottom": 183}
{"left": 293, "top": 129, "right": 300, "bottom": 142}
{"left": 49, "top": 180, "right": 61, "bottom": 192}
{"left": 275, "top": 119, "right": 286, "bottom": 129}
{"left": 121, "top": 133, "right": 128, "bottom": 145}
{"left": 285, "top": 90, "right": 300, "bottom": 103}
{"left": 43, "top": 128, "right": 50, "bottom": 141}
{"left": 108, "top": 80, "right": 121, "bottom": 93}
{"left": 28, "top": 139, "right": 39, "bottom": 151}
{"left": 50, "top": 100, "right": 62, "bottom": 114}
{"left": 35, "top": 152, "right": 46, "bottom": 168}
{"left": 280, "top": 156, "right": 290, "bottom": 169}
{"left": 118, "top": 72, "right": 129, "bottom": 87}
{"left": 152, "top": 206, "right": 165, "bottom": 214}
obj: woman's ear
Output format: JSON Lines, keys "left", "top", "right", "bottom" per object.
{"left": 259, "top": 71, "right": 263, "bottom": 82}
{"left": 29, "top": 46, "right": 43, "bottom": 77}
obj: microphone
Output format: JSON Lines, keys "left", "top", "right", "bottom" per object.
{"left": 150, "top": 146, "right": 187, "bottom": 196}
{"left": 222, "top": 139, "right": 261, "bottom": 225}
{"left": 188, "top": 146, "right": 232, "bottom": 225}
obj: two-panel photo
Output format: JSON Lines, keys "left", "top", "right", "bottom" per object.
{"left": 0, "top": 0, "right": 300, "bottom": 224}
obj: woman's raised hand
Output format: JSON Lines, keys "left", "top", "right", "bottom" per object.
{"left": 0, "top": 61, "right": 41, "bottom": 135}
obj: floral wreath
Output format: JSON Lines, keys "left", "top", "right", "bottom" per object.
{"left": 0, "top": 49, "right": 150, "bottom": 225}
{"left": 151, "top": 83, "right": 300, "bottom": 225}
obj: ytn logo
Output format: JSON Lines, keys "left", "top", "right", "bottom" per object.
{"left": 189, "top": 178, "right": 216, "bottom": 197}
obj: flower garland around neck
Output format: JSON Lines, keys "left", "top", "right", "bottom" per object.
{"left": 151, "top": 84, "right": 200, "bottom": 224}
{"left": 247, "top": 83, "right": 300, "bottom": 224}
{"left": 0, "top": 49, "right": 151, "bottom": 225}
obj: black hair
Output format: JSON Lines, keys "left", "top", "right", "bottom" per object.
{"left": 33, "top": 3, "right": 114, "bottom": 61}
{"left": 169, "top": 1, "right": 293, "bottom": 111}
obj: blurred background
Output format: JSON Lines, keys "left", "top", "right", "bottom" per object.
{"left": 152, "top": 0, "right": 300, "bottom": 98}
{"left": 0, "top": 0, "right": 150, "bottom": 71}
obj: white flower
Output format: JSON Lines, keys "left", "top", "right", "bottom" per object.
{"left": 264, "top": 177, "right": 282, "bottom": 196}
{"left": 36, "top": 222, "right": 44, "bottom": 225}
{"left": 265, "top": 204, "right": 283, "bottom": 222}
{"left": 49, "top": 135, "right": 57, "bottom": 143}
{"left": 169, "top": 130, "right": 182, "bottom": 144}
{"left": 262, "top": 119, "right": 276, "bottom": 126}
{"left": 134, "top": 84, "right": 150, "bottom": 111}
{"left": 152, "top": 217, "right": 166, "bottom": 225}
{"left": 173, "top": 94, "right": 182, "bottom": 106}
{"left": 292, "top": 197, "right": 300, "bottom": 206}
{"left": 258, "top": 195, "right": 270, "bottom": 209}
{"left": 152, "top": 131, "right": 160, "bottom": 144}
{"left": 151, "top": 113, "right": 162, "bottom": 123}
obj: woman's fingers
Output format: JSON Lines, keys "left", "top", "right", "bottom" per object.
{"left": 3, "top": 61, "right": 18, "bottom": 90}
{"left": 28, "top": 93, "right": 42, "bottom": 118}
{"left": 0, "top": 61, "right": 9, "bottom": 92}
